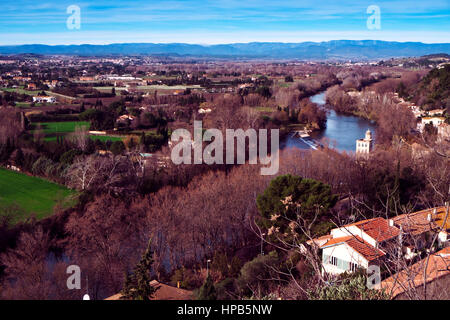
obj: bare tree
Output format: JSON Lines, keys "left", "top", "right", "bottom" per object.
{"left": 69, "top": 125, "right": 89, "bottom": 152}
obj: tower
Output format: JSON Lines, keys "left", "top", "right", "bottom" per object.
{"left": 365, "top": 128, "right": 372, "bottom": 141}
{"left": 356, "top": 129, "right": 373, "bottom": 155}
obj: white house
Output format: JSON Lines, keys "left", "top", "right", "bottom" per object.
{"left": 427, "top": 109, "right": 445, "bottom": 117}
{"left": 356, "top": 129, "right": 373, "bottom": 155}
{"left": 408, "top": 105, "right": 424, "bottom": 118}
{"left": 198, "top": 108, "right": 212, "bottom": 114}
{"left": 116, "top": 114, "right": 136, "bottom": 124}
{"left": 33, "top": 95, "right": 56, "bottom": 104}
{"left": 315, "top": 207, "right": 449, "bottom": 276}
{"left": 320, "top": 217, "right": 400, "bottom": 275}
{"left": 418, "top": 116, "right": 446, "bottom": 132}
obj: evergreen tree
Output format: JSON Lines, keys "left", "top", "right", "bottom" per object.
{"left": 229, "top": 256, "right": 243, "bottom": 278}
{"left": 0, "top": 138, "right": 14, "bottom": 163}
{"left": 211, "top": 251, "right": 229, "bottom": 277}
{"left": 13, "top": 148, "right": 24, "bottom": 167}
{"left": 121, "top": 240, "right": 159, "bottom": 300}
{"left": 110, "top": 140, "right": 126, "bottom": 155}
{"left": 256, "top": 174, "right": 337, "bottom": 242}
{"left": 197, "top": 274, "right": 217, "bottom": 300}
{"left": 85, "top": 138, "right": 96, "bottom": 154}
{"left": 95, "top": 99, "right": 102, "bottom": 107}
{"left": 140, "top": 131, "right": 146, "bottom": 146}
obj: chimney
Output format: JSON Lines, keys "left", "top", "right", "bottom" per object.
{"left": 427, "top": 208, "right": 438, "bottom": 222}
{"left": 177, "top": 281, "right": 181, "bottom": 289}
{"left": 389, "top": 219, "right": 394, "bottom": 227}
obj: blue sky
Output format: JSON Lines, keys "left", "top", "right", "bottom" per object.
{"left": 0, "top": 0, "right": 449, "bottom": 45}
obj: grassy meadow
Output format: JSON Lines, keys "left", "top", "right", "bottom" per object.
{"left": 29, "top": 121, "right": 124, "bottom": 142}
{"left": 0, "top": 168, "right": 76, "bottom": 223}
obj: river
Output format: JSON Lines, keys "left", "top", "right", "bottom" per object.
{"left": 281, "top": 92, "right": 376, "bottom": 152}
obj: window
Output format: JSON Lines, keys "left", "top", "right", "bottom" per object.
{"left": 349, "top": 262, "right": 358, "bottom": 272}
{"left": 330, "top": 256, "right": 337, "bottom": 266}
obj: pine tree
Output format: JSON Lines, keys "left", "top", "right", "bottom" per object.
{"left": 197, "top": 274, "right": 217, "bottom": 300}
{"left": 1, "top": 138, "right": 14, "bottom": 163}
{"left": 140, "top": 131, "right": 146, "bottom": 146}
{"left": 14, "top": 148, "right": 24, "bottom": 167}
{"left": 121, "top": 240, "right": 159, "bottom": 300}
{"left": 229, "top": 256, "right": 242, "bottom": 278}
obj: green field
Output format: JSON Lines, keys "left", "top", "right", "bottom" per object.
{"left": 30, "top": 121, "right": 124, "bottom": 143}
{"left": 0, "top": 168, "right": 76, "bottom": 222}
{"left": 0, "top": 86, "right": 39, "bottom": 96}
{"left": 43, "top": 134, "right": 124, "bottom": 142}
{"left": 14, "top": 102, "right": 32, "bottom": 108}
{"left": 31, "top": 121, "right": 90, "bottom": 134}
{"left": 90, "top": 135, "right": 124, "bottom": 142}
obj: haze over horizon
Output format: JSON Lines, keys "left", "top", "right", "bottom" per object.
{"left": 1, "top": 0, "right": 449, "bottom": 45}
{"left": 3, "top": 39, "right": 450, "bottom": 47}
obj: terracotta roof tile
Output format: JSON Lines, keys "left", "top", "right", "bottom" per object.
{"left": 393, "top": 206, "right": 449, "bottom": 235}
{"left": 307, "top": 234, "right": 332, "bottom": 247}
{"left": 352, "top": 217, "right": 400, "bottom": 242}
{"left": 320, "top": 236, "right": 352, "bottom": 248}
{"left": 105, "top": 280, "right": 193, "bottom": 300}
{"left": 321, "top": 235, "right": 385, "bottom": 262}
{"left": 378, "top": 247, "right": 450, "bottom": 298}
{"left": 346, "top": 236, "right": 385, "bottom": 262}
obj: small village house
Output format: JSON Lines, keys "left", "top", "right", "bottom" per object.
{"left": 311, "top": 206, "right": 449, "bottom": 276}
{"left": 32, "top": 95, "right": 56, "bottom": 104}
{"left": 417, "top": 116, "right": 446, "bottom": 132}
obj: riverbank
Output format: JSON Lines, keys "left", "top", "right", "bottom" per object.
{"left": 282, "top": 92, "right": 377, "bottom": 152}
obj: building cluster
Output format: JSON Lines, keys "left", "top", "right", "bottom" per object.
{"left": 309, "top": 206, "right": 449, "bottom": 298}
{"left": 395, "top": 94, "right": 449, "bottom": 141}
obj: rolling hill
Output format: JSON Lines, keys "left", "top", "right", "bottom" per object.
{"left": 1, "top": 40, "right": 450, "bottom": 60}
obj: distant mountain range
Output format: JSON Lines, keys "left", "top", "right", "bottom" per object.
{"left": 1, "top": 40, "right": 450, "bottom": 60}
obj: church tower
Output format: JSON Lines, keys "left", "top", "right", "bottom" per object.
{"left": 356, "top": 129, "right": 373, "bottom": 155}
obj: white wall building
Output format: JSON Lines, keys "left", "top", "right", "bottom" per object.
{"left": 33, "top": 96, "right": 56, "bottom": 104}
{"left": 314, "top": 207, "right": 449, "bottom": 276}
{"left": 321, "top": 238, "right": 375, "bottom": 274}
{"left": 356, "top": 129, "right": 373, "bottom": 155}
{"left": 418, "top": 116, "right": 446, "bottom": 132}
{"left": 320, "top": 217, "right": 400, "bottom": 275}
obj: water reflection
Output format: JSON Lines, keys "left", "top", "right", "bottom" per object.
{"left": 281, "top": 92, "right": 376, "bottom": 152}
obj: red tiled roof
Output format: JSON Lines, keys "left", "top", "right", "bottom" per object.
{"left": 393, "top": 206, "right": 449, "bottom": 236}
{"left": 321, "top": 235, "right": 385, "bottom": 262}
{"left": 352, "top": 217, "right": 400, "bottom": 242}
{"left": 105, "top": 280, "right": 193, "bottom": 300}
{"left": 307, "top": 234, "right": 332, "bottom": 247}
{"left": 346, "top": 236, "right": 385, "bottom": 262}
{"left": 378, "top": 247, "right": 450, "bottom": 298}
{"left": 320, "top": 236, "right": 352, "bottom": 248}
